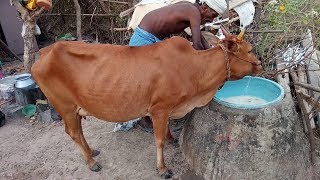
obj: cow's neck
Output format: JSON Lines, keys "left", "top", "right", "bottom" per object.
{"left": 195, "top": 47, "right": 230, "bottom": 93}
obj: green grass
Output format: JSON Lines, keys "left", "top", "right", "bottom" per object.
{"left": 255, "top": 0, "right": 320, "bottom": 70}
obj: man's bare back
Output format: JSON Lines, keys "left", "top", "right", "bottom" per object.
{"left": 139, "top": 1, "right": 218, "bottom": 50}
{"left": 140, "top": 2, "right": 199, "bottom": 39}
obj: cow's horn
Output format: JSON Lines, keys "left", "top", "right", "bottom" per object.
{"left": 236, "top": 29, "right": 245, "bottom": 41}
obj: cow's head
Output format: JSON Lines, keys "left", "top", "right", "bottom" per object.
{"left": 219, "top": 28, "right": 263, "bottom": 80}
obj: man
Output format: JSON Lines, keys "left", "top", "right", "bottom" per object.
{"left": 129, "top": 0, "right": 218, "bottom": 49}
{"left": 113, "top": 0, "right": 218, "bottom": 132}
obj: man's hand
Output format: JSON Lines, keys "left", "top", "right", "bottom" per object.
{"left": 193, "top": 43, "right": 205, "bottom": 50}
{"left": 188, "top": 8, "right": 204, "bottom": 50}
{"left": 200, "top": 33, "right": 212, "bottom": 50}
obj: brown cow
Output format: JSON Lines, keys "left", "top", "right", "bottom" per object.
{"left": 31, "top": 29, "right": 262, "bottom": 178}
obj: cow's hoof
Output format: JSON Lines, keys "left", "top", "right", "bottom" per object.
{"left": 90, "top": 162, "right": 102, "bottom": 172}
{"left": 160, "top": 169, "right": 173, "bottom": 179}
{"left": 91, "top": 150, "right": 100, "bottom": 157}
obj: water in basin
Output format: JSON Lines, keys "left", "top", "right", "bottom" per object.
{"left": 214, "top": 76, "right": 284, "bottom": 109}
{"left": 223, "top": 95, "right": 267, "bottom": 105}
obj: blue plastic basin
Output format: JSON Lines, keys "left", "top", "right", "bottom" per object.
{"left": 214, "top": 76, "right": 284, "bottom": 109}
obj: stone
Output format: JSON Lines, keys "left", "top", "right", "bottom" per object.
{"left": 38, "top": 109, "right": 53, "bottom": 123}
{"left": 180, "top": 94, "right": 314, "bottom": 179}
{"left": 50, "top": 107, "right": 62, "bottom": 121}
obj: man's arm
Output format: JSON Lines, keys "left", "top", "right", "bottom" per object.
{"left": 200, "top": 33, "right": 212, "bottom": 49}
{"left": 188, "top": 11, "right": 204, "bottom": 50}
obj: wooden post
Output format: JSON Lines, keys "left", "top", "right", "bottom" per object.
{"left": 119, "top": 6, "right": 135, "bottom": 18}
{"left": 291, "top": 72, "right": 317, "bottom": 165}
{"left": 223, "top": 0, "right": 230, "bottom": 31}
{"left": 297, "top": 65, "right": 315, "bottom": 129}
{"left": 302, "top": 29, "right": 320, "bottom": 126}
{"left": 73, "top": 0, "right": 82, "bottom": 41}
{"left": 11, "top": 0, "right": 44, "bottom": 73}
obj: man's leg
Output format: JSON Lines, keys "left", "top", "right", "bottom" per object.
{"left": 113, "top": 118, "right": 139, "bottom": 132}
{"left": 137, "top": 116, "right": 153, "bottom": 133}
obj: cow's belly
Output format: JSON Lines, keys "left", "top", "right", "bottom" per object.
{"left": 75, "top": 89, "right": 151, "bottom": 122}
{"left": 78, "top": 105, "right": 148, "bottom": 122}
{"left": 170, "top": 90, "right": 217, "bottom": 119}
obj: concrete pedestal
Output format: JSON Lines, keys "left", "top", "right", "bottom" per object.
{"left": 180, "top": 95, "right": 313, "bottom": 179}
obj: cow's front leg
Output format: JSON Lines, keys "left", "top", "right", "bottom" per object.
{"left": 152, "top": 113, "right": 173, "bottom": 179}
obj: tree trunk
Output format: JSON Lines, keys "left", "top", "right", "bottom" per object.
{"left": 73, "top": 0, "right": 82, "bottom": 41}
{"left": 11, "top": 0, "right": 45, "bottom": 73}
{"left": 23, "top": 20, "right": 36, "bottom": 73}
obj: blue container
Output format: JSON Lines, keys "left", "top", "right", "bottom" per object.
{"left": 214, "top": 76, "right": 284, "bottom": 109}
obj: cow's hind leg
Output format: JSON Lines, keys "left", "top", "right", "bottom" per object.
{"left": 35, "top": 78, "right": 101, "bottom": 171}
{"left": 77, "top": 118, "right": 100, "bottom": 158}
{"left": 152, "top": 113, "right": 173, "bottom": 179}
{"left": 63, "top": 112, "right": 102, "bottom": 172}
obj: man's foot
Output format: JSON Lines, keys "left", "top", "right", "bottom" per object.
{"left": 137, "top": 116, "right": 153, "bottom": 133}
{"left": 113, "top": 119, "right": 139, "bottom": 132}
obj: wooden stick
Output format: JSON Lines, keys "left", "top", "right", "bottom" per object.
{"left": 290, "top": 72, "right": 316, "bottom": 165}
{"left": 294, "top": 82, "right": 320, "bottom": 93}
{"left": 225, "top": 17, "right": 239, "bottom": 25}
{"left": 302, "top": 29, "right": 320, "bottom": 124}
{"left": 266, "top": 69, "right": 320, "bottom": 79}
{"left": 100, "top": 0, "right": 129, "bottom": 4}
{"left": 42, "top": 13, "right": 118, "bottom": 17}
{"left": 224, "top": 0, "right": 229, "bottom": 19}
{"left": 223, "top": 0, "right": 230, "bottom": 30}
{"left": 98, "top": 0, "right": 109, "bottom": 13}
{"left": 275, "top": 49, "right": 292, "bottom": 103}
{"left": 306, "top": 95, "right": 320, "bottom": 117}
{"left": 73, "top": 0, "right": 82, "bottom": 41}
{"left": 297, "top": 90, "right": 320, "bottom": 112}
{"left": 30, "top": 7, "right": 45, "bottom": 19}
{"left": 119, "top": 6, "right": 135, "bottom": 18}
{"left": 269, "top": 63, "right": 301, "bottom": 78}
{"left": 90, "top": 6, "right": 97, "bottom": 27}
{"left": 113, "top": 27, "right": 128, "bottom": 31}
{"left": 297, "top": 65, "right": 315, "bottom": 129}
{"left": 246, "top": 30, "right": 284, "bottom": 33}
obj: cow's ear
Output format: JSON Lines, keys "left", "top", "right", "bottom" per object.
{"left": 224, "top": 39, "right": 239, "bottom": 52}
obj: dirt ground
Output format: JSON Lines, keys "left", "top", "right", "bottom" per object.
{"left": 0, "top": 105, "right": 191, "bottom": 180}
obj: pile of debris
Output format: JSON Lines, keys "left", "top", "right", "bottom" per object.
{"left": 0, "top": 72, "right": 61, "bottom": 128}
